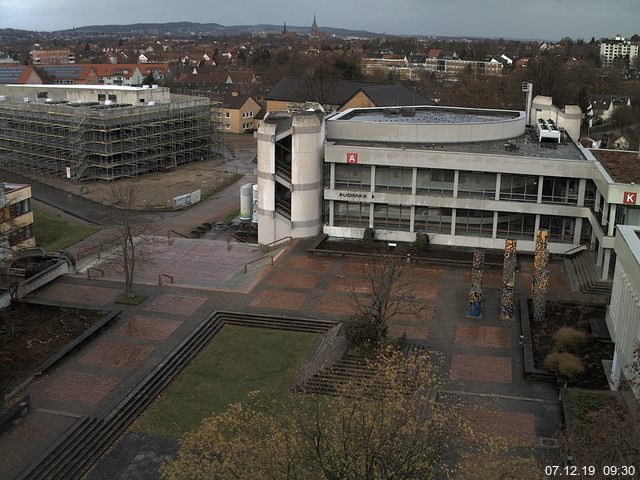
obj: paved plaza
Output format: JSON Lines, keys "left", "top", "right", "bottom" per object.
{"left": 0, "top": 234, "right": 579, "bottom": 478}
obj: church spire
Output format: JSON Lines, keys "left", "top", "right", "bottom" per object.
{"left": 311, "top": 13, "right": 319, "bottom": 35}
{"left": 282, "top": 21, "right": 287, "bottom": 35}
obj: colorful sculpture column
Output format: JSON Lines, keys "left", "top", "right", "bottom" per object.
{"left": 532, "top": 229, "right": 550, "bottom": 321}
{"left": 500, "top": 239, "right": 517, "bottom": 320}
{"left": 467, "top": 249, "right": 485, "bottom": 318}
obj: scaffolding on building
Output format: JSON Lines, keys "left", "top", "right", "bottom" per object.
{"left": 0, "top": 94, "right": 215, "bottom": 182}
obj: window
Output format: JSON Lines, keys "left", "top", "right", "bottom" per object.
{"left": 334, "top": 201, "right": 370, "bottom": 227}
{"left": 457, "top": 171, "right": 496, "bottom": 198}
{"left": 98, "top": 94, "right": 106, "bottom": 101}
{"left": 108, "top": 94, "right": 117, "bottom": 102}
{"left": 37, "top": 91, "right": 48, "bottom": 99}
{"left": 496, "top": 213, "right": 536, "bottom": 240}
{"left": 416, "top": 168, "right": 454, "bottom": 196}
{"left": 500, "top": 174, "right": 538, "bottom": 202}
{"left": 539, "top": 215, "right": 575, "bottom": 243}
{"left": 225, "top": 112, "right": 230, "bottom": 118}
{"left": 335, "top": 164, "right": 371, "bottom": 191}
{"left": 373, "top": 204, "right": 410, "bottom": 231}
{"left": 9, "top": 199, "right": 30, "bottom": 217}
{"left": 584, "top": 180, "right": 597, "bottom": 208}
{"left": 8, "top": 224, "right": 33, "bottom": 246}
{"left": 375, "top": 166, "right": 412, "bottom": 193}
{"left": 541, "top": 177, "right": 578, "bottom": 205}
{"left": 414, "top": 206, "right": 452, "bottom": 234}
{"left": 455, "top": 209, "right": 494, "bottom": 237}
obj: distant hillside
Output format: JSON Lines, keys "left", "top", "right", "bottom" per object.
{"left": 58, "top": 21, "right": 378, "bottom": 38}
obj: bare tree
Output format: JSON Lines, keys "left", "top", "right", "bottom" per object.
{"left": 108, "top": 182, "right": 142, "bottom": 300}
{"left": 345, "top": 250, "right": 425, "bottom": 349}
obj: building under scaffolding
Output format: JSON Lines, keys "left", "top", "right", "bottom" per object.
{"left": 0, "top": 84, "right": 222, "bottom": 182}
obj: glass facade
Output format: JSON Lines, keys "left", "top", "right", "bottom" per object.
{"left": 334, "top": 201, "right": 370, "bottom": 227}
{"left": 375, "top": 166, "right": 412, "bottom": 193}
{"left": 414, "top": 206, "right": 452, "bottom": 234}
{"left": 539, "top": 215, "right": 575, "bottom": 243}
{"left": 416, "top": 168, "right": 454, "bottom": 196}
{"left": 541, "top": 178, "right": 578, "bottom": 205}
{"left": 373, "top": 204, "right": 411, "bottom": 230}
{"left": 496, "top": 213, "right": 536, "bottom": 240}
{"left": 499, "top": 174, "right": 538, "bottom": 202}
{"left": 455, "top": 209, "right": 494, "bottom": 237}
{"left": 457, "top": 171, "right": 496, "bottom": 198}
{"left": 335, "top": 164, "right": 371, "bottom": 191}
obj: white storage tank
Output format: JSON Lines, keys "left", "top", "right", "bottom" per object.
{"left": 240, "top": 183, "right": 253, "bottom": 220}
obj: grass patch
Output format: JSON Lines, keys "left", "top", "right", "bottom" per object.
{"left": 115, "top": 293, "right": 147, "bottom": 305}
{"left": 32, "top": 206, "right": 99, "bottom": 252}
{"left": 134, "top": 325, "right": 318, "bottom": 438}
{"left": 566, "top": 388, "right": 616, "bottom": 423}
{"left": 223, "top": 209, "right": 240, "bottom": 223}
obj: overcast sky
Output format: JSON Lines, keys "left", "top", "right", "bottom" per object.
{"left": 0, "top": 0, "right": 638, "bottom": 41}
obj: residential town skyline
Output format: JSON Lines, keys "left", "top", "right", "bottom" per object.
{"left": 1, "top": 0, "right": 639, "bottom": 41}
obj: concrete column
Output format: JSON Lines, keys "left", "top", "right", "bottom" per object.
{"left": 495, "top": 173, "right": 501, "bottom": 201}
{"left": 492, "top": 211, "right": 498, "bottom": 238}
{"left": 370, "top": 165, "right": 376, "bottom": 193}
{"left": 410, "top": 205, "right": 415, "bottom": 232}
{"left": 594, "top": 190, "right": 601, "bottom": 213}
{"left": 330, "top": 162, "right": 335, "bottom": 190}
{"left": 453, "top": 170, "right": 459, "bottom": 199}
{"left": 329, "top": 200, "right": 334, "bottom": 226}
{"left": 534, "top": 214, "right": 540, "bottom": 234}
{"left": 596, "top": 244, "right": 604, "bottom": 266}
{"left": 602, "top": 200, "right": 608, "bottom": 227}
{"left": 369, "top": 201, "right": 374, "bottom": 228}
{"left": 590, "top": 229, "right": 596, "bottom": 250}
{"left": 608, "top": 204, "right": 617, "bottom": 237}
{"left": 450, "top": 208, "right": 456, "bottom": 236}
{"left": 537, "top": 175, "right": 544, "bottom": 203}
{"left": 602, "top": 249, "right": 611, "bottom": 280}
{"left": 577, "top": 178, "right": 586, "bottom": 207}
{"left": 411, "top": 167, "right": 417, "bottom": 195}
{"left": 573, "top": 217, "right": 583, "bottom": 245}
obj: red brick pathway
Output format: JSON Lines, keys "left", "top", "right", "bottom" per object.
{"left": 118, "top": 316, "right": 183, "bottom": 341}
{"left": 454, "top": 325, "right": 511, "bottom": 349}
{"left": 79, "top": 340, "right": 154, "bottom": 369}
{"left": 38, "top": 371, "right": 121, "bottom": 405}
{"left": 450, "top": 353, "right": 512, "bottom": 383}
{"left": 144, "top": 294, "right": 207, "bottom": 316}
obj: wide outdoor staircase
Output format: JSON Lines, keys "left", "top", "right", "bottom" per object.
{"left": 567, "top": 250, "right": 613, "bottom": 296}
{"left": 17, "top": 312, "right": 337, "bottom": 480}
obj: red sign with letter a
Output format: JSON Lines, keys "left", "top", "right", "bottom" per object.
{"left": 623, "top": 192, "right": 637, "bottom": 205}
{"left": 346, "top": 152, "right": 358, "bottom": 164}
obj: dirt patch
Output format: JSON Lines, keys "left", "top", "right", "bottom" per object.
{"left": 19, "top": 160, "right": 241, "bottom": 211}
{"left": 531, "top": 302, "right": 612, "bottom": 389}
{"left": 0, "top": 303, "right": 104, "bottom": 396}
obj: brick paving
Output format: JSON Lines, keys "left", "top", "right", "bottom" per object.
{"left": 286, "top": 256, "right": 332, "bottom": 272}
{"left": 388, "top": 325, "right": 429, "bottom": 340}
{"left": 454, "top": 325, "right": 511, "bottom": 349}
{"left": 79, "top": 340, "right": 155, "bottom": 370}
{"left": 314, "top": 293, "right": 357, "bottom": 317}
{"left": 268, "top": 271, "right": 321, "bottom": 289}
{"left": 37, "top": 371, "right": 122, "bottom": 405}
{"left": 118, "top": 316, "right": 183, "bottom": 342}
{"left": 450, "top": 353, "right": 513, "bottom": 383}
{"left": 144, "top": 293, "right": 207, "bottom": 316}
{"left": 467, "top": 409, "right": 537, "bottom": 448}
{"left": 250, "top": 289, "right": 308, "bottom": 310}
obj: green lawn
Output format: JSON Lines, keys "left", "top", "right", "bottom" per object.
{"left": 134, "top": 325, "right": 318, "bottom": 438}
{"left": 32, "top": 206, "right": 99, "bottom": 252}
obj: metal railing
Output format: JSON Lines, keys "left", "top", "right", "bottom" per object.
{"left": 262, "top": 236, "right": 292, "bottom": 252}
{"left": 87, "top": 267, "right": 104, "bottom": 279}
{"left": 244, "top": 255, "right": 273, "bottom": 273}
{"left": 563, "top": 244, "right": 587, "bottom": 258}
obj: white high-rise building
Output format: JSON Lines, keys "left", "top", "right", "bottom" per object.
{"left": 600, "top": 34, "right": 639, "bottom": 67}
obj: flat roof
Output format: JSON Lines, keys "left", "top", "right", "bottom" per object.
{"left": 590, "top": 149, "right": 640, "bottom": 184}
{"left": 332, "top": 105, "right": 520, "bottom": 125}
{"left": 330, "top": 127, "right": 587, "bottom": 162}
{"left": 5, "top": 84, "right": 162, "bottom": 91}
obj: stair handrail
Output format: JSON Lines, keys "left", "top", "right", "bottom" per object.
{"left": 244, "top": 255, "right": 273, "bottom": 273}
{"left": 263, "top": 236, "right": 292, "bottom": 252}
{"left": 563, "top": 244, "right": 587, "bottom": 258}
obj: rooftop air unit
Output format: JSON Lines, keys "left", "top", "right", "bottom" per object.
{"left": 536, "top": 118, "right": 561, "bottom": 143}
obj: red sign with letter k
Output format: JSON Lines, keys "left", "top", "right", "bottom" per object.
{"left": 623, "top": 192, "right": 637, "bottom": 205}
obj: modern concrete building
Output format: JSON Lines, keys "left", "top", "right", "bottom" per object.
{"left": 0, "top": 183, "right": 35, "bottom": 253}
{"left": 257, "top": 99, "right": 640, "bottom": 281}
{"left": 0, "top": 84, "right": 212, "bottom": 182}
{"left": 607, "top": 224, "right": 640, "bottom": 393}
{"left": 599, "top": 35, "right": 639, "bottom": 67}
{"left": 256, "top": 111, "right": 325, "bottom": 245}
